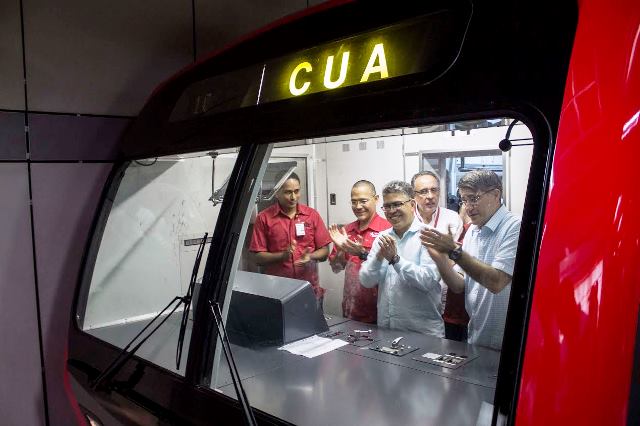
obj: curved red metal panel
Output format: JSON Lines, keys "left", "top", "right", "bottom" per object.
{"left": 517, "top": 0, "right": 640, "bottom": 423}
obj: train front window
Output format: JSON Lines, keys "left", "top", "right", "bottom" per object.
{"left": 210, "top": 118, "right": 534, "bottom": 425}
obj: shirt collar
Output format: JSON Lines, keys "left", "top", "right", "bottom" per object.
{"left": 272, "top": 202, "right": 311, "bottom": 218}
{"left": 368, "top": 213, "right": 390, "bottom": 232}
{"left": 391, "top": 216, "right": 422, "bottom": 239}
{"left": 345, "top": 213, "right": 387, "bottom": 233}
{"left": 482, "top": 205, "right": 508, "bottom": 232}
{"left": 414, "top": 206, "right": 440, "bottom": 226}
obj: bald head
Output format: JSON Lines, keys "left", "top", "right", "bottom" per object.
{"left": 352, "top": 180, "right": 376, "bottom": 196}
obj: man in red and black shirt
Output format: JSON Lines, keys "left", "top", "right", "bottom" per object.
{"left": 329, "top": 180, "right": 391, "bottom": 324}
{"left": 249, "top": 173, "right": 331, "bottom": 300}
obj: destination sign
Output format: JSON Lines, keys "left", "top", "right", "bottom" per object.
{"left": 169, "top": 10, "right": 466, "bottom": 122}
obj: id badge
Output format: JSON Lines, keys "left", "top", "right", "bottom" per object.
{"left": 295, "top": 222, "right": 306, "bottom": 237}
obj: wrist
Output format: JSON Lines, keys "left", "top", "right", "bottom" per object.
{"left": 388, "top": 254, "right": 400, "bottom": 265}
{"left": 448, "top": 245, "right": 463, "bottom": 262}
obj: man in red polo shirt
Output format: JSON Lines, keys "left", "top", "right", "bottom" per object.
{"left": 250, "top": 172, "right": 332, "bottom": 300}
{"left": 329, "top": 180, "right": 391, "bottom": 324}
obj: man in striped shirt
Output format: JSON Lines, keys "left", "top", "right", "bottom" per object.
{"left": 420, "top": 170, "right": 520, "bottom": 350}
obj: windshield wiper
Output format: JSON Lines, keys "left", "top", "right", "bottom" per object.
{"left": 210, "top": 300, "right": 257, "bottom": 426}
{"left": 176, "top": 232, "right": 208, "bottom": 369}
{"left": 91, "top": 232, "right": 209, "bottom": 390}
{"left": 90, "top": 296, "right": 183, "bottom": 390}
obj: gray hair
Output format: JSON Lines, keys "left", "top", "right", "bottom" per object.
{"left": 458, "top": 170, "right": 503, "bottom": 194}
{"left": 382, "top": 180, "right": 414, "bottom": 199}
{"left": 411, "top": 171, "right": 440, "bottom": 187}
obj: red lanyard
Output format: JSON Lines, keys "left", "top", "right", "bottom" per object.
{"left": 432, "top": 207, "right": 440, "bottom": 228}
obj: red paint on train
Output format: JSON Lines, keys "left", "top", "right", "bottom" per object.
{"left": 517, "top": 0, "right": 640, "bottom": 423}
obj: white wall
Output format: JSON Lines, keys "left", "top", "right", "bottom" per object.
{"left": 84, "top": 153, "right": 237, "bottom": 328}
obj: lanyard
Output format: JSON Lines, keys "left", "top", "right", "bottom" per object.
{"left": 431, "top": 207, "right": 440, "bottom": 228}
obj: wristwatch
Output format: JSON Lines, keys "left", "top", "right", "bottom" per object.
{"left": 358, "top": 251, "right": 369, "bottom": 261}
{"left": 388, "top": 254, "right": 400, "bottom": 265}
{"left": 448, "top": 246, "right": 463, "bottom": 261}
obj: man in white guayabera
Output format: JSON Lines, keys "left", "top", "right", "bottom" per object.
{"left": 359, "top": 180, "right": 444, "bottom": 337}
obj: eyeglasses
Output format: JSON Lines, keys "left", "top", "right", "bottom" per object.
{"left": 459, "top": 189, "right": 495, "bottom": 206}
{"left": 414, "top": 187, "right": 440, "bottom": 196}
{"left": 382, "top": 199, "right": 412, "bottom": 212}
{"left": 350, "top": 198, "right": 373, "bottom": 207}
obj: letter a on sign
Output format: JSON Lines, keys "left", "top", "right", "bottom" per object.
{"left": 360, "top": 43, "right": 389, "bottom": 82}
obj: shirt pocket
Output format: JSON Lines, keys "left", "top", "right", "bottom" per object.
{"left": 267, "top": 222, "right": 290, "bottom": 251}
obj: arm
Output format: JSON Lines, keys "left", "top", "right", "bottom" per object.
{"left": 311, "top": 245, "right": 329, "bottom": 262}
{"left": 252, "top": 244, "right": 292, "bottom": 267}
{"left": 421, "top": 225, "right": 517, "bottom": 294}
{"left": 455, "top": 220, "right": 519, "bottom": 293}
{"left": 454, "top": 252, "right": 511, "bottom": 294}
{"left": 249, "top": 214, "right": 291, "bottom": 267}
{"left": 428, "top": 248, "right": 465, "bottom": 294}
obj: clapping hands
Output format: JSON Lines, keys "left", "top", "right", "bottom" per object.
{"left": 376, "top": 234, "right": 398, "bottom": 262}
{"left": 420, "top": 225, "right": 456, "bottom": 264}
{"left": 329, "top": 224, "right": 366, "bottom": 256}
{"left": 294, "top": 247, "right": 313, "bottom": 266}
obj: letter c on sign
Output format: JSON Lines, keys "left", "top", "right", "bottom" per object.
{"left": 289, "top": 62, "right": 312, "bottom": 96}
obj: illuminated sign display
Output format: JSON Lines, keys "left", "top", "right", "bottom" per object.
{"left": 169, "top": 11, "right": 466, "bottom": 122}
{"left": 290, "top": 42, "right": 389, "bottom": 95}
{"left": 287, "top": 42, "right": 389, "bottom": 96}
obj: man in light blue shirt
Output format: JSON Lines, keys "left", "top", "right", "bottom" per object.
{"left": 421, "top": 170, "right": 520, "bottom": 350}
{"left": 359, "top": 181, "right": 444, "bottom": 337}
